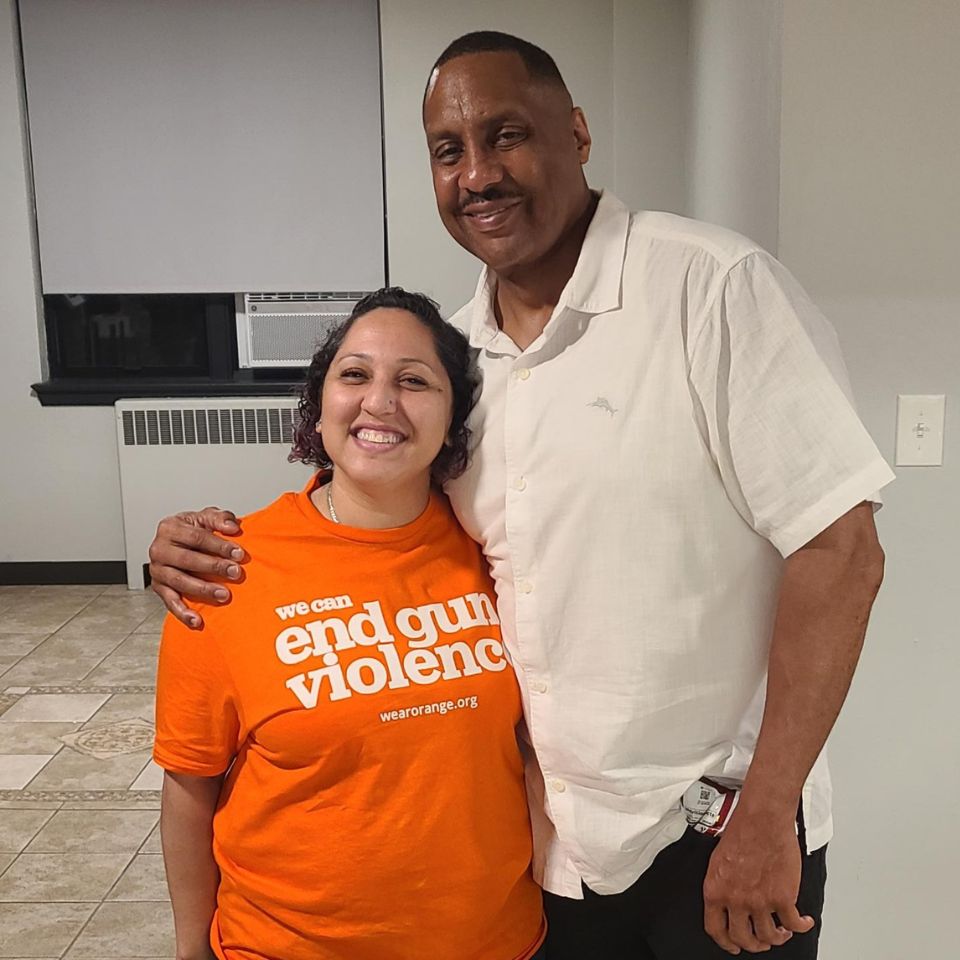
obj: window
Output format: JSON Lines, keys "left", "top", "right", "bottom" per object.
{"left": 44, "top": 294, "right": 233, "bottom": 379}
{"left": 20, "top": 0, "right": 386, "bottom": 404}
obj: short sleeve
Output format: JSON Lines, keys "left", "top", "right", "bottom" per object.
{"left": 688, "top": 251, "right": 895, "bottom": 557}
{"left": 153, "top": 612, "right": 242, "bottom": 776}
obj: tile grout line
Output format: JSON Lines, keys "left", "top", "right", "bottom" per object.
{"left": 0, "top": 585, "right": 112, "bottom": 688}
{"left": 0, "top": 631, "right": 53, "bottom": 684}
{"left": 20, "top": 805, "right": 59, "bottom": 853}
{"left": 100, "top": 847, "right": 139, "bottom": 906}
{"left": 0, "top": 805, "right": 58, "bottom": 881}
{"left": 0, "top": 586, "right": 170, "bottom": 958}
{"left": 59, "top": 894, "right": 102, "bottom": 959}
{"left": 34, "top": 588, "right": 104, "bottom": 637}
{"left": 74, "top": 630, "right": 142, "bottom": 686}
{"left": 62, "top": 590, "right": 157, "bottom": 686}
{"left": 80, "top": 598, "right": 161, "bottom": 685}
{"left": 0, "top": 586, "right": 156, "bottom": 685}
{"left": 134, "top": 810, "right": 163, "bottom": 857}
{"left": 4, "top": 619, "right": 158, "bottom": 793}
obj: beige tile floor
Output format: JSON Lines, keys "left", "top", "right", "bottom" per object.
{"left": 0, "top": 584, "right": 174, "bottom": 959}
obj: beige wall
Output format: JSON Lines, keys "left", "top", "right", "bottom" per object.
{"left": 1, "top": 5, "right": 956, "bottom": 951}
{"left": 0, "top": 0, "right": 123, "bottom": 562}
{"left": 780, "top": 0, "right": 958, "bottom": 300}
{"left": 381, "top": 0, "right": 698, "bottom": 312}
{"left": 778, "top": 3, "right": 959, "bottom": 956}
{"left": 0, "top": 0, "right": 695, "bottom": 561}
{"left": 611, "top": 0, "right": 689, "bottom": 216}
{"left": 687, "top": 0, "right": 782, "bottom": 252}
{"left": 380, "top": 0, "right": 616, "bottom": 313}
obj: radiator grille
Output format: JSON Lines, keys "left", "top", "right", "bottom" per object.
{"left": 120, "top": 406, "right": 297, "bottom": 446}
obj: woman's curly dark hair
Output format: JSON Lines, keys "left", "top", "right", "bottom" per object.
{"left": 289, "top": 287, "right": 478, "bottom": 485}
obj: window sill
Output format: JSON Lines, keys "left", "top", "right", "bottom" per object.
{"left": 32, "top": 375, "right": 304, "bottom": 407}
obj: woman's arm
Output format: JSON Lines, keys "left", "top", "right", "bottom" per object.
{"left": 161, "top": 770, "right": 224, "bottom": 960}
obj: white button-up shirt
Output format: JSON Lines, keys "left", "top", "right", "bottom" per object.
{"left": 444, "top": 191, "right": 895, "bottom": 898}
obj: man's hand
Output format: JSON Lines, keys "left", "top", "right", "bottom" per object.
{"left": 148, "top": 508, "right": 245, "bottom": 629}
{"left": 703, "top": 810, "right": 814, "bottom": 954}
{"left": 701, "top": 503, "right": 882, "bottom": 952}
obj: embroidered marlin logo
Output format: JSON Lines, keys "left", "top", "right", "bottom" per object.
{"left": 587, "top": 396, "right": 617, "bottom": 416}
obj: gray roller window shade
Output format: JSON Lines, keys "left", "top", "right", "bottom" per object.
{"left": 20, "top": 0, "right": 385, "bottom": 294}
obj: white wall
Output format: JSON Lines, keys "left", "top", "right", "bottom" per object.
{"left": 687, "top": 0, "right": 783, "bottom": 253}
{"left": 778, "top": 2, "right": 959, "bottom": 957}
{"left": 0, "top": 0, "right": 123, "bottom": 562}
{"left": 611, "top": 0, "right": 689, "bottom": 216}
{"left": 381, "top": 0, "right": 695, "bottom": 312}
{"left": 0, "top": 0, "right": 697, "bottom": 564}
{"left": 2, "top": 7, "right": 957, "bottom": 953}
{"left": 380, "top": 0, "right": 616, "bottom": 314}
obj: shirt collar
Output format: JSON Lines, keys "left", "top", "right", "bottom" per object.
{"left": 465, "top": 189, "right": 631, "bottom": 349}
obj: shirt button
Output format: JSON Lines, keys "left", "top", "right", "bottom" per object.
{"left": 531, "top": 680, "right": 547, "bottom": 694}
{"left": 518, "top": 579, "right": 534, "bottom": 594}
{"left": 513, "top": 367, "right": 531, "bottom": 381}
{"left": 550, "top": 779, "right": 566, "bottom": 793}
{"left": 512, "top": 476, "right": 527, "bottom": 492}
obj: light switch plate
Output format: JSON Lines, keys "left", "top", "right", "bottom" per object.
{"left": 895, "top": 394, "right": 945, "bottom": 466}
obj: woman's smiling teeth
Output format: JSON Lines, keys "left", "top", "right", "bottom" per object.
{"left": 354, "top": 428, "right": 404, "bottom": 445}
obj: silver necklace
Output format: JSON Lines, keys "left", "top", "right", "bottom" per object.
{"left": 325, "top": 483, "right": 340, "bottom": 524}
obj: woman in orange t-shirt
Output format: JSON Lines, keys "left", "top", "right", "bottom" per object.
{"left": 155, "top": 288, "right": 545, "bottom": 960}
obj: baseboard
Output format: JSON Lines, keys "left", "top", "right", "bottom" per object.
{"left": 0, "top": 561, "right": 127, "bottom": 586}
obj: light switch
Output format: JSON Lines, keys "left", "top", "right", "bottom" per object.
{"left": 895, "top": 394, "right": 945, "bottom": 466}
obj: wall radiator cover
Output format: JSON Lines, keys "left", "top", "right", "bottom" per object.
{"left": 115, "top": 398, "right": 313, "bottom": 589}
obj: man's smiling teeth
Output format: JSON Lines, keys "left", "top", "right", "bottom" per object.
{"left": 355, "top": 429, "right": 403, "bottom": 444}
{"left": 463, "top": 199, "right": 521, "bottom": 219}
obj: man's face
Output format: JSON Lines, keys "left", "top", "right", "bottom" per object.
{"left": 422, "top": 51, "right": 592, "bottom": 277}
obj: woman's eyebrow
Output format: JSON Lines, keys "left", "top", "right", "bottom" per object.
{"left": 338, "top": 352, "right": 437, "bottom": 370}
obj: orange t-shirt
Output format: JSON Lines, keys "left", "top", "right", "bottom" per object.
{"left": 154, "top": 475, "right": 543, "bottom": 960}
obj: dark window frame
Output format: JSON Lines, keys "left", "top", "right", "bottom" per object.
{"left": 33, "top": 292, "right": 302, "bottom": 406}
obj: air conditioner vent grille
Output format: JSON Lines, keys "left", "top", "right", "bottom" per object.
{"left": 246, "top": 291, "right": 368, "bottom": 302}
{"left": 120, "top": 407, "right": 297, "bottom": 446}
{"left": 250, "top": 312, "right": 349, "bottom": 363}
{"left": 237, "top": 292, "right": 367, "bottom": 368}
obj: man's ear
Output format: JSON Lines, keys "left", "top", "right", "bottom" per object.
{"left": 572, "top": 107, "right": 592, "bottom": 164}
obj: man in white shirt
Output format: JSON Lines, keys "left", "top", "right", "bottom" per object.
{"left": 149, "top": 31, "right": 892, "bottom": 959}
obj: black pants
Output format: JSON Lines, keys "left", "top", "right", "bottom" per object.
{"left": 543, "top": 829, "right": 827, "bottom": 960}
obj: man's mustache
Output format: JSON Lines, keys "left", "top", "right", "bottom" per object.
{"left": 459, "top": 189, "right": 523, "bottom": 215}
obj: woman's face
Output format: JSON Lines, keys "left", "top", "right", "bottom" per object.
{"left": 319, "top": 308, "right": 454, "bottom": 493}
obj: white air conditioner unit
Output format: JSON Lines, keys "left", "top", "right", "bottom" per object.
{"left": 115, "top": 398, "right": 314, "bottom": 589}
{"left": 236, "top": 292, "right": 367, "bottom": 368}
